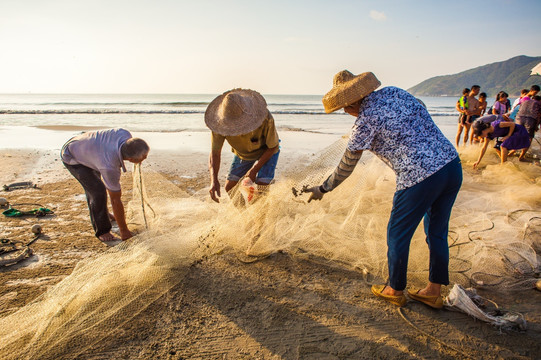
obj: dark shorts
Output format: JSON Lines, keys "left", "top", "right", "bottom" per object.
{"left": 458, "top": 113, "right": 469, "bottom": 125}
{"left": 468, "top": 115, "right": 480, "bottom": 124}
{"left": 227, "top": 150, "right": 280, "bottom": 184}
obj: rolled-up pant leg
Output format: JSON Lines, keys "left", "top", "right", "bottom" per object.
{"left": 387, "top": 157, "right": 462, "bottom": 291}
{"left": 64, "top": 163, "right": 111, "bottom": 238}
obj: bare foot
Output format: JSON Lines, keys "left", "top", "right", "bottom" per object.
{"left": 99, "top": 232, "right": 119, "bottom": 242}
{"left": 416, "top": 283, "right": 441, "bottom": 297}
{"left": 381, "top": 285, "right": 403, "bottom": 296}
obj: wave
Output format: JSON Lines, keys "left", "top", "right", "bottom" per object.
{"left": 429, "top": 112, "right": 458, "bottom": 116}
{"left": 0, "top": 109, "right": 333, "bottom": 115}
{"left": 272, "top": 110, "right": 331, "bottom": 115}
{"left": 0, "top": 108, "right": 457, "bottom": 116}
{"left": 30, "top": 101, "right": 211, "bottom": 106}
{"left": 0, "top": 110, "right": 205, "bottom": 115}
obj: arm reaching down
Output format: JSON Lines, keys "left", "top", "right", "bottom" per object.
{"left": 209, "top": 150, "right": 222, "bottom": 203}
{"left": 473, "top": 138, "right": 491, "bottom": 169}
{"left": 108, "top": 189, "right": 132, "bottom": 240}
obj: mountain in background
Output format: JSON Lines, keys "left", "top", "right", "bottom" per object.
{"left": 408, "top": 55, "right": 541, "bottom": 97}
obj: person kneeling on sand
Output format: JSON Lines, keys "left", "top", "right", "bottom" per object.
{"left": 61, "top": 128, "right": 149, "bottom": 242}
{"left": 205, "top": 88, "right": 280, "bottom": 203}
{"left": 305, "top": 70, "right": 462, "bottom": 308}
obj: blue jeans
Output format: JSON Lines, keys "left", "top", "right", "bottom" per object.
{"left": 387, "top": 156, "right": 462, "bottom": 290}
{"left": 227, "top": 150, "right": 280, "bottom": 184}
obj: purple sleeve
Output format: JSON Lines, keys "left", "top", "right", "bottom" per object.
{"left": 100, "top": 168, "right": 122, "bottom": 192}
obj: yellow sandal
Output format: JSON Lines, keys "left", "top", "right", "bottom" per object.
{"left": 371, "top": 285, "right": 407, "bottom": 307}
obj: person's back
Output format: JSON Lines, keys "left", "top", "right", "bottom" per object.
{"left": 211, "top": 112, "right": 279, "bottom": 161}
{"left": 350, "top": 86, "right": 457, "bottom": 190}
{"left": 516, "top": 97, "right": 541, "bottom": 119}
{"left": 515, "top": 96, "right": 541, "bottom": 139}
{"left": 61, "top": 128, "right": 131, "bottom": 191}
{"left": 61, "top": 128, "right": 149, "bottom": 242}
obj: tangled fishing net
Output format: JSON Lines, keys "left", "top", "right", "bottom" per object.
{"left": 0, "top": 136, "right": 539, "bottom": 359}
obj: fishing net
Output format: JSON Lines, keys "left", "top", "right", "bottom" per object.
{"left": 0, "top": 136, "right": 540, "bottom": 359}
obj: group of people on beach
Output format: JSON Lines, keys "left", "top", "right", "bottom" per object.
{"left": 61, "top": 70, "right": 473, "bottom": 310}
{"left": 455, "top": 84, "right": 541, "bottom": 166}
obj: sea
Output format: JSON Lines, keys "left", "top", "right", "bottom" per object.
{"left": 0, "top": 93, "right": 509, "bottom": 149}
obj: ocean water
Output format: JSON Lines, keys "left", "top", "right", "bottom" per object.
{"left": 0, "top": 93, "right": 508, "bottom": 147}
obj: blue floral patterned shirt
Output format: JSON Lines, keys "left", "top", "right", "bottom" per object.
{"left": 347, "top": 87, "right": 458, "bottom": 190}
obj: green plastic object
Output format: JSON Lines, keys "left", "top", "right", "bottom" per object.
{"left": 2, "top": 207, "right": 53, "bottom": 217}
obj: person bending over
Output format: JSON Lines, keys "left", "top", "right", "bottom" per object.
{"left": 205, "top": 88, "right": 280, "bottom": 203}
{"left": 472, "top": 119, "right": 530, "bottom": 167}
{"left": 305, "top": 70, "right": 462, "bottom": 309}
{"left": 61, "top": 128, "right": 149, "bottom": 242}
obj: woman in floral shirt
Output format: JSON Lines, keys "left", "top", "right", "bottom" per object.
{"left": 306, "top": 70, "right": 462, "bottom": 308}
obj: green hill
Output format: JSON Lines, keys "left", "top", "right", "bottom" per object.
{"left": 408, "top": 55, "right": 541, "bottom": 97}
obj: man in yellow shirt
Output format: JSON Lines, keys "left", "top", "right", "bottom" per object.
{"left": 205, "top": 88, "right": 280, "bottom": 203}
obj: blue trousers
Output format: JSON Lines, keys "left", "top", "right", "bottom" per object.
{"left": 387, "top": 156, "right": 462, "bottom": 290}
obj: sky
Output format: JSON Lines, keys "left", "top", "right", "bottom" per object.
{"left": 1, "top": 0, "right": 540, "bottom": 94}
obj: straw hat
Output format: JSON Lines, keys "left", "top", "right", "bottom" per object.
{"left": 322, "top": 71, "right": 381, "bottom": 113}
{"left": 205, "top": 88, "right": 268, "bottom": 136}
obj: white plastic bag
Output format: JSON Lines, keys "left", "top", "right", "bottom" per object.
{"left": 239, "top": 178, "right": 256, "bottom": 204}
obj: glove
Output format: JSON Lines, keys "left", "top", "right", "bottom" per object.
{"left": 305, "top": 186, "right": 325, "bottom": 202}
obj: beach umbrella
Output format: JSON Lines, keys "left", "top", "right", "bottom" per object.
{"left": 531, "top": 62, "right": 541, "bottom": 76}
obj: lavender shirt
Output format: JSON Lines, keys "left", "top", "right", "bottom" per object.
{"left": 61, "top": 128, "right": 131, "bottom": 192}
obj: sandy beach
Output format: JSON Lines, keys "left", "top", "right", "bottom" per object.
{"left": 0, "top": 126, "right": 540, "bottom": 360}
{"left": 2, "top": 0, "right": 541, "bottom": 356}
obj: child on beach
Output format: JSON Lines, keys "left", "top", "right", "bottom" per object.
{"left": 518, "top": 85, "right": 540, "bottom": 105}
{"left": 455, "top": 88, "right": 470, "bottom": 146}
{"left": 512, "top": 89, "right": 529, "bottom": 109}
{"left": 492, "top": 91, "right": 510, "bottom": 115}
{"left": 479, "top": 92, "right": 487, "bottom": 116}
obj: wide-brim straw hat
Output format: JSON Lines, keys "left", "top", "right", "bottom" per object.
{"left": 205, "top": 88, "right": 268, "bottom": 136}
{"left": 322, "top": 71, "right": 381, "bottom": 113}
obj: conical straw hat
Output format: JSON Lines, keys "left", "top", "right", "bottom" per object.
{"left": 322, "top": 71, "right": 381, "bottom": 113}
{"left": 205, "top": 88, "right": 268, "bottom": 136}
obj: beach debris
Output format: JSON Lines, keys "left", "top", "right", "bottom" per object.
{"left": 31, "top": 224, "right": 42, "bottom": 234}
{"left": 0, "top": 237, "right": 36, "bottom": 267}
{"left": 0, "top": 246, "right": 33, "bottom": 267}
{"left": 0, "top": 197, "right": 8, "bottom": 207}
{"left": 3, "top": 181, "right": 37, "bottom": 192}
{"left": 0, "top": 223, "right": 43, "bottom": 266}
{"left": 2, "top": 204, "right": 54, "bottom": 217}
{"left": 444, "top": 284, "right": 527, "bottom": 331}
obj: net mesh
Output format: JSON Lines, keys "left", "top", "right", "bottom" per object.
{"left": 0, "top": 137, "right": 540, "bottom": 359}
